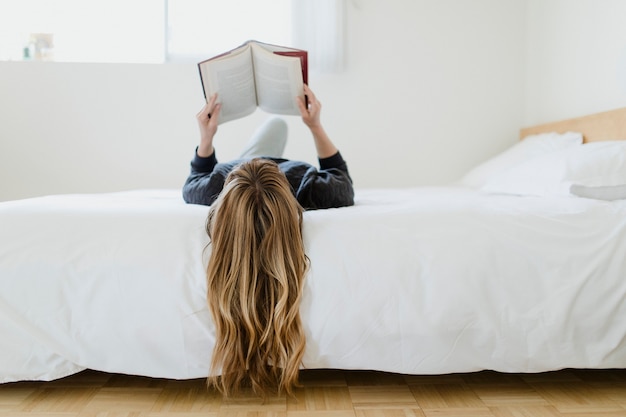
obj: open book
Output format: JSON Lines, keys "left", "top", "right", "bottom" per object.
{"left": 198, "top": 40, "right": 308, "bottom": 124}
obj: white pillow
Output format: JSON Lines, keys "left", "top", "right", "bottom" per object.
{"left": 570, "top": 184, "right": 626, "bottom": 201}
{"left": 460, "top": 131, "right": 583, "bottom": 188}
{"left": 482, "top": 141, "right": 626, "bottom": 197}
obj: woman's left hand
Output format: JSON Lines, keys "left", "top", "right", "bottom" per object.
{"left": 196, "top": 93, "right": 221, "bottom": 157}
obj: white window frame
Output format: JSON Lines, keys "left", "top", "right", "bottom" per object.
{"left": 0, "top": 0, "right": 344, "bottom": 72}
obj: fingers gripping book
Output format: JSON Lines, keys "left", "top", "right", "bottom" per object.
{"left": 198, "top": 40, "right": 308, "bottom": 124}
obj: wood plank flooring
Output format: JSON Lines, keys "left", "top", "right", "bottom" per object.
{"left": 1, "top": 368, "right": 626, "bottom": 416}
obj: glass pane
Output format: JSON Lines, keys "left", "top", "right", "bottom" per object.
{"left": 0, "top": 0, "right": 164, "bottom": 63}
{"left": 0, "top": 0, "right": 292, "bottom": 63}
{"left": 167, "top": 0, "right": 292, "bottom": 61}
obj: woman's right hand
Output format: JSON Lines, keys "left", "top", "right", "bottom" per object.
{"left": 297, "top": 84, "right": 322, "bottom": 130}
{"left": 296, "top": 85, "right": 338, "bottom": 159}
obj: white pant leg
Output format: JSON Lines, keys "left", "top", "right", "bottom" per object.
{"left": 238, "top": 117, "right": 288, "bottom": 159}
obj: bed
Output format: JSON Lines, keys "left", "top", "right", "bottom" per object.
{"left": 2, "top": 108, "right": 626, "bottom": 384}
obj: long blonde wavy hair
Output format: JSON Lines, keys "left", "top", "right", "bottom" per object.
{"left": 205, "top": 158, "right": 308, "bottom": 398}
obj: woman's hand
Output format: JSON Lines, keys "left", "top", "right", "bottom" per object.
{"left": 297, "top": 84, "right": 322, "bottom": 130}
{"left": 196, "top": 93, "right": 221, "bottom": 157}
{"left": 296, "top": 85, "right": 338, "bottom": 159}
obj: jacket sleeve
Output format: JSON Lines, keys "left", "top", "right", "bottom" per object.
{"left": 296, "top": 152, "right": 355, "bottom": 210}
{"left": 182, "top": 150, "right": 227, "bottom": 206}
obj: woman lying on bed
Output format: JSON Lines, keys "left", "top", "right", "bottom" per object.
{"left": 183, "top": 84, "right": 354, "bottom": 209}
{"left": 182, "top": 85, "right": 354, "bottom": 398}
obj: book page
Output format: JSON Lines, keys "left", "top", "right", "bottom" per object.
{"left": 251, "top": 43, "right": 304, "bottom": 116}
{"left": 251, "top": 40, "right": 308, "bottom": 84}
{"left": 198, "top": 46, "right": 257, "bottom": 124}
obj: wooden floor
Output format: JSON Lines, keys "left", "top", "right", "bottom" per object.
{"left": 1, "top": 368, "right": 626, "bottom": 416}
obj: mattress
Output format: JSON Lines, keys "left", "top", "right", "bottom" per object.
{"left": 1, "top": 187, "right": 625, "bottom": 383}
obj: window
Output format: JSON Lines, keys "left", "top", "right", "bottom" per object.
{"left": 0, "top": 0, "right": 291, "bottom": 63}
{"left": 166, "top": 0, "right": 292, "bottom": 62}
{"left": 0, "top": 0, "right": 164, "bottom": 62}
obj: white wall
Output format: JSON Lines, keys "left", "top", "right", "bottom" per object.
{"left": 1, "top": 0, "right": 528, "bottom": 201}
{"left": 524, "top": 0, "right": 626, "bottom": 125}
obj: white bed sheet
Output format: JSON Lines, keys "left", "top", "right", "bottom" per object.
{"left": 1, "top": 187, "right": 626, "bottom": 383}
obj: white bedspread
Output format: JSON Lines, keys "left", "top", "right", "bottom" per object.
{"left": 1, "top": 188, "right": 626, "bottom": 383}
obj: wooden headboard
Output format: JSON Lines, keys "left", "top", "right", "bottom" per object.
{"left": 520, "top": 107, "right": 626, "bottom": 143}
